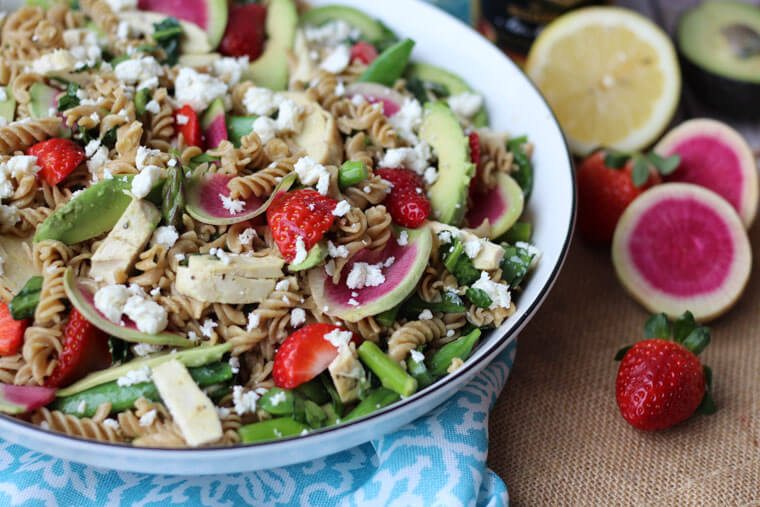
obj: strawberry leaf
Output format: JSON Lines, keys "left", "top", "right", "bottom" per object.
{"left": 646, "top": 152, "right": 681, "bottom": 176}
{"left": 603, "top": 150, "right": 630, "bottom": 169}
{"left": 696, "top": 390, "right": 717, "bottom": 415}
{"left": 673, "top": 311, "right": 698, "bottom": 343}
{"left": 682, "top": 326, "right": 711, "bottom": 355}
{"left": 614, "top": 345, "right": 632, "bottom": 361}
{"left": 631, "top": 156, "right": 651, "bottom": 187}
{"left": 644, "top": 313, "right": 670, "bottom": 339}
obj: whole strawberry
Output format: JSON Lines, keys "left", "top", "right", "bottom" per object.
{"left": 266, "top": 189, "right": 337, "bottom": 262}
{"left": 615, "top": 312, "right": 716, "bottom": 431}
{"left": 376, "top": 168, "right": 431, "bottom": 228}
{"left": 577, "top": 150, "right": 680, "bottom": 244}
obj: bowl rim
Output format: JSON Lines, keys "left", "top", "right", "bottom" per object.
{"left": 0, "top": 0, "right": 576, "bottom": 458}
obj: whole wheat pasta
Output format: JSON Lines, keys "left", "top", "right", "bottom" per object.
{"left": 387, "top": 318, "right": 447, "bottom": 362}
{"left": 144, "top": 88, "right": 175, "bottom": 151}
{"left": 227, "top": 157, "right": 295, "bottom": 200}
{"left": 342, "top": 173, "right": 390, "bottom": 210}
{"left": 32, "top": 408, "right": 125, "bottom": 442}
{"left": 0, "top": 118, "right": 62, "bottom": 154}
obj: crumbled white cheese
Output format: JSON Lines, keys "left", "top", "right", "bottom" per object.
{"left": 446, "top": 329, "right": 455, "bottom": 337}
{"left": 379, "top": 142, "right": 432, "bottom": 174}
{"left": 176, "top": 114, "right": 189, "bottom": 125}
{"left": 75, "top": 400, "right": 87, "bottom": 414}
{"left": 117, "top": 365, "right": 152, "bottom": 386}
{"left": 346, "top": 262, "right": 385, "bottom": 290}
{"left": 252, "top": 116, "right": 278, "bottom": 144}
{"left": 294, "top": 156, "right": 331, "bottom": 196}
{"left": 94, "top": 284, "right": 132, "bottom": 323}
{"left": 290, "top": 308, "right": 306, "bottom": 328}
{"left": 200, "top": 319, "right": 218, "bottom": 338}
{"left": 105, "top": 0, "right": 136, "bottom": 11}
{"left": 471, "top": 272, "right": 512, "bottom": 310}
{"left": 323, "top": 328, "right": 353, "bottom": 351}
{"left": 133, "top": 343, "right": 162, "bottom": 357}
{"left": 102, "top": 419, "right": 120, "bottom": 430}
{"left": 243, "top": 87, "right": 283, "bottom": 116}
{"left": 320, "top": 44, "right": 351, "bottom": 74}
{"left": 151, "top": 225, "right": 179, "bottom": 249}
{"left": 423, "top": 167, "right": 438, "bottom": 185}
{"left": 335, "top": 81, "right": 346, "bottom": 96}
{"left": 397, "top": 230, "right": 409, "bottom": 246}
{"left": 209, "top": 247, "right": 231, "bottom": 265}
{"left": 384, "top": 256, "right": 396, "bottom": 268}
{"left": 123, "top": 296, "right": 168, "bottom": 334}
{"left": 174, "top": 67, "right": 228, "bottom": 111}
{"left": 139, "top": 409, "right": 157, "bottom": 427}
{"left": 332, "top": 200, "right": 351, "bottom": 217}
{"left": 212, "top": 56, "right": 249, "bottom": 85}
{"left": 84, "top": 139, "right": 101, "bottom": 158}
{"left": 275, "top": 99, "right": 304, "bottom": 133}
{"left": 293, "top": 236, "right": 308, "bottom": 265}
{"left": 228, "top": 356, "right": 240, "bottom": 374}
{"left": 324, "top": 259, "right": 336, "bottom": 277}
{"left": 464, "top": 239, "right": 483, "bottom": 259}
{"left": 303, "top": 20, "right": 360, "bottom": 46}
{"left": 516, "top": 241, "right": 542, "bottom": 269}
{"left": 327, "top": 241, "right": 349, "bottom": 259}
{"left": 135, "top": 146, "right": 160, "bottom": 171}
{"left": 389, "top": 98, "right": 423, "bottom": 144}
{"left": 268, "top": 389, "right": 288, "bottom": 406}
{"left": 131, "top": 165, "right": 161, "bottom": 199}
{"left": 174, "top": 253, "right": 186, "bottom": 262}
{"left": 220, "top": 194, "right": 246, "bottom": 215}
{"left": 114, "top": 56, "right": 164, "bottom": 90}
{"left": 187, "top": 331, "right": 200, "bottom": 342}
{"left": 274, "top": 279, "right": 290, "bottom": 292}
{"left": 232, "top": 385, "right": 259, "bottom": 415}
{"left": 410, "top": 349, "right": 425, "bottom": 363}
{"left": 246, "top": 312, "right": 260, "bottom": 332}
{"left": 216, "top": 406, "right": 232, "bottom": 419}
{"left": 144, "top": 100, "right": 160, "bottom": 115}
{"left": 32, "top": 49, "right": 76, "bottom": 75}
{"left": 418, "top": 309, "right": 434, "bottom": 321}
{"left": 448, "top": 92, "right": 484, "bottom": 121}
{"left": 0, "top": 205, "right": 18, "bottom": 228}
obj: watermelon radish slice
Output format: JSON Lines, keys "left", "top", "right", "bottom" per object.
{"left": 466, "top": 173, "right": 525, "bottom": 239}
{"left": 612, "top": 183, "right": 751, "bottom": 322}
{"left": 346, "top": 83, "right": 405, "bottom": 117}
{"left": 63, "top": 269, "right": 193, "bottom": 347}
{"left": 137, "top": 0, "right": 228, "bottom": 49}
{"left": 201, "top": 98, "right": 227, "bottom": 149}
{"left": 185, "top": 169, "right": 296, "bottom": 226}
{"left": 0, "top": 384, "right": 56, "bottom": 414}
{"left": 309, "top": 227, "right": 432, "bottom": 322}
{"left": 655, "top": 118, "right": 758, "bottom": 228}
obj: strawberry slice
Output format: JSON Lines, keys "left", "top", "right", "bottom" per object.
{"left": 45, "top": 309, "right": 112, "bottom": 388}
{"left": 27, "top": 138, "right": 85, "bottom": 186}
{"left": 350, "top": 41, "right": 379, "bottom": 65}
{"left": 175, "top": 104, "right": 203, "bottom": 148}
{"left": 0, "top": 303, "right": 28, "bottom": 356}
{"left": 219, "top": 4, "right": 268, "bottom": 60}
{"left": 273, "top": 323, "right": 358, "bottom": 389}
{"left": 266, "top": 189, "right": 337, "bottom": 262}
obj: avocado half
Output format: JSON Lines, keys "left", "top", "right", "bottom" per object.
{"left": 678, "top": 0, "right": 760, "bottom": 116}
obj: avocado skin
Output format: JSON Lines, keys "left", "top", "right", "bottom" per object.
{"left": 34, "top": 176, "right": 163, "bottom": 245}
{"left": 679, "top": 53, "right": 760, "bottom": 117}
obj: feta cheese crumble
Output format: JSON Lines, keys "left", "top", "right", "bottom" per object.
{"left": 114, "top": 56, "right": 163, "bottom": 90}
{"left": 323, "top": 328, "right": 353, "bottom": 351}
{"left": 243, "top": 87, "right": 283, "bottom": 116}
{"left": 174, "top": 67, "right": 228, "bottom": 111}
{"left": 464, "top": 239, "right": 483, "bottom": 259}
{"left": 397, "top": 230, "right": 409, "bottom": 246}
{"left": 151, "top": 225, "right": 179, "bottom": 249}
{"left": 332, "top": 200, "right": 351, "bottom": 217}
{"left": 418, "top": 309, "right": 434, "bottom": 321}
{"left": 246, "top": 312, "right": 260, "bottom": 332}
{"left": 275, "top": 99, "right": 304, "bottom": 133}
{"left": 252, "top": 116, "right": 278, "bottom": 144}
{"left": 212, "top": 56, "right": 249, "bottom": 85}
{"left": 320, "top": 44, "right": 351, "bottom": 73}
{"left": 123, "top": 296, "right": 169, "bottom": 334}
{"left": 131, "top": 165, "right": 161, "bottom": 199}
{"left": 327, "top": 241, "right": 349, "bottom": 259}
{"left": 293, "top": 236, "right": 308, "bottom": 265}
{"left": 379, "top": 142, "right": 432, "bottom": 175}
{"left": 220, "top": 194, "right": 246, "bottom": 214}
{"left": 410, "top": 349, "right": 425, "bottom": 363}
{"left": 232, "top": 386, "right": 259, "bottom": 415}
{"left": 94, "top": 284, "right": 132, "bottom": 323}
{"left": 448, "top": 92, "right": 484, "bottom": 121}
{"left": 389, "top": 98, "right": 423, "bottom": 144}
{"left": 346, "top": 262, "right": 385, "bottom": 290}
{"left": 133, "top": 343, "right": 162, "bottom": 357}
{"left": 139, "top": 409, "right": 157, "bottom": 427}
{"left": 290, "top": 308, "right": 306, "bottom": 328}
{"left": 294, "top": 156, "right": 330, "bottom": 196}
{"left": 471, "top": 272, "right": 512, "bottom": 310}
{"left": 117, "top": 365, "right": 151, "bottom": 387}
{"left": 200, "top": 319, "right": 218, "bottom": 338}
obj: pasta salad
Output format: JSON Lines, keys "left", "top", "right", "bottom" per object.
{"left": 0, "top": 0, "right": 538, "bottom": 447}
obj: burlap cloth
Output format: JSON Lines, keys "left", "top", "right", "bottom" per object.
{"left": 487, "top": 226, "right": 760, "bottom": 505}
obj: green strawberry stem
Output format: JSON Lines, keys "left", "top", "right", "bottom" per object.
{"left": 602, "top": 149, "right": 681, "bottom": 188}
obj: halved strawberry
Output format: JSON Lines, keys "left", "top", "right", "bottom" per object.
{"left": 27, "top": 138, "right": 85, "bottom": 186}
{"left": 350, "top": 41, "right": 378, "bottom": 65}
{"left": 219, "top": 4, "right": 268, "bottom": 60}
{"left": 0, "top": 303, "right": 27, "bottom": 356}
{"left": 175, "top": 104, "right": 203, "bottom": 148}
{"left": 273, "top": 323, "right": 358, "bottom": 389}
{"left": 45, "top": 309, "right": 112, "bottom": 388}
{"left": 266, "top": 189, "right": 337, "bottom": 262}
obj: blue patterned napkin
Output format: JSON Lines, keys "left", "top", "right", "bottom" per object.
{"left": 0, "top": 341, "right": 514, "bottom": 506}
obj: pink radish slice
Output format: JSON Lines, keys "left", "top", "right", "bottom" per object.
{"left": 137, "top": 0, "right": 228, "bottom": 48}
{"left": 0, "top": 384, "right": 56, "bottom": 414}
{"left": 655, "top": 118, "right": 758, "bottom": 228}
{"left": 612, "top": 183, "right": 751, "bottom": 322}
{"left": 466, "top": 173, "right": 524, "bottom": 239}
{"left": 204, "top": 115, "right": 228, "bottom": 149}
{"left": 346, "top": 83, "right": 406, "bottom": 117}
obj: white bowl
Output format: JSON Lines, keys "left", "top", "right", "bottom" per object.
{"left": 0, "top": 0, "right": 575, "bottom": 474}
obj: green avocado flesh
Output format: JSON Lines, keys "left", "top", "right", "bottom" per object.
{"left": 679, "top": 0, "right": 760, "bottom": 83}
{"left": 29, "top": 83, "right": 59, "bottom": 119}
{"left": 406, "top": 62, "right": 488, "bottom": 127}
{"left": 300, "top": 5, "right": 396, "bottom": 47}
{"left": 288, "top": 243, "right": 326, "bottom": 272}
{"left": 247, "top": 0, "right": 297, "bottom": 90}
{"left": 56, "top": 343, "right": 232, "bottom": 397}
{"left": 421, "top": 102, "right": 474, "bottom": 226}
{"left": 0, "top": 86, "right": 15, "bottom": 122}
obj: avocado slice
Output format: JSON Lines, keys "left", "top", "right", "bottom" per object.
{"left": 420, "top": 102, "right": 474, "bottom": 226}
{"left": 247, "top": 0, "right": 298, "bottom": 91}
{"left": 406, "top": 62, "right": 489, "bottom": 127}
{"left": 300, "top": 5, "right": 397, "bottom": 49}
{"left": 288, "top": 242, "right": 327, "bottom": 272}
{"left": 33, "top": 176, "right": 162, "bottom": 245}
{"left": 227, "top": 115, "right": 257, "bottom": 147}
{"left": 55, "top": 343, "right": 232, "bottom": 397}
{"left": 29, "top": 83, "right": 60, "bottom": 119}
{"left": 201, "top": 97, "right": 228, "bottom": 149}
{"left": 0, "top": 86, "right": 15, "bottom": 123}
{"left": 678, "top": 1, "right": 760, "bottom": 116}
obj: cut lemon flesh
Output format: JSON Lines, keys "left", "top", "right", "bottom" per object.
{"left": 526, "top": 7, "right": 681, "bottom": 155}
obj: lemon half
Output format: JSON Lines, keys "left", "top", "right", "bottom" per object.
{"left": 526, "top": 7, "right": 681, "bottom": 155}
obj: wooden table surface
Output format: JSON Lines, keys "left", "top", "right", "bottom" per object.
{"left": 485, "top": 1, "right": 760, "bottom": 504}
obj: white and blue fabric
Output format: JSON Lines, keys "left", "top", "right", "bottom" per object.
{"left": 0, "top": 341, "right": 515, "bottom": 506}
